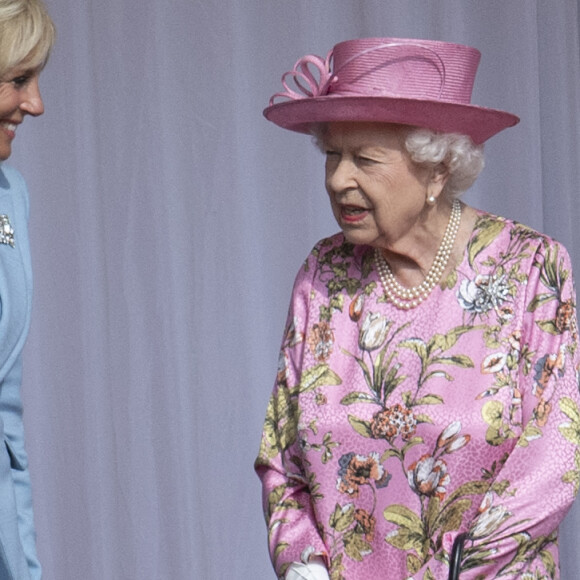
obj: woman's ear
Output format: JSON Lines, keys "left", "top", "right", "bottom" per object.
{"left": 432, "top": 162, "right": 449, "bottom": 186}
{"left": 426, "top": 163, "right": 449, "bottom": 202}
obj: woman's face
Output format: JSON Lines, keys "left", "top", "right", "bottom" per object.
{"left": 322, "top": 122, "right": 442, "bottom": 249}
{"left": 0, "top": 66, "right": 44, "bottom": 161}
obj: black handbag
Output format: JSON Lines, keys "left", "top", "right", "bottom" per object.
{"left": 448, "top": 533, "right": 467, "bottom": 580}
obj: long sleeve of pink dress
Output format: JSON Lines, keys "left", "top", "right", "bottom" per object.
{"left": 255, "top": 212, "right": 580, "bottom": 580}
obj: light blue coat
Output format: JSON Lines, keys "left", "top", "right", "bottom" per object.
{"left": 0, "top": 165, "right": 40, "bottom": 580}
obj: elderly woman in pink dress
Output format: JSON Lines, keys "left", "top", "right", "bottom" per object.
{"left": 255, "top": 37, "right": 580, "bottom": 580}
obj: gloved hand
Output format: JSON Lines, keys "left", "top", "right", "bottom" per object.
{"left": 285, "top": 557, "right": 330, "bottom": 580}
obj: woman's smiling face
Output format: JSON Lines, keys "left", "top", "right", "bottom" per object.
{"left": 0, "top": 65, "right": 44, "bottom": 161}
{"left": 322, "top": 122, "right": 440, "bottom": 249}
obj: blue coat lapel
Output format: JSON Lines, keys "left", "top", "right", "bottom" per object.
{"left": 0, "top": 183, "right": 31, "bottom": 386}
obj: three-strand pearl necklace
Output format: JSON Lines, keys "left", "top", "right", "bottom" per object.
{"left": 374, "top": 199, "right": 462, "bottom": 310}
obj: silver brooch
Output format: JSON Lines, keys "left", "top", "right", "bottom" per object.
{"left": 0, "top": 215, "right": 14, "bottom": 247}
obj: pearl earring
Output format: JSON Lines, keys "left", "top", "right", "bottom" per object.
{"left": 427, "top": 195, "right": 436, "bottom": 206}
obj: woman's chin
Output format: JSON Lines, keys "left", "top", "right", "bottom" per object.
{"left": 340, "top": 228, "right": 376, "bottom": 247}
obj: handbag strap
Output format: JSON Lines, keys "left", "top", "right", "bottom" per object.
{"left": 448, "top": 533, "right": 468, "bottom": 580}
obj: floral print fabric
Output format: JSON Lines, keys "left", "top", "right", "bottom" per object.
{"left": 255, "top": 212, "right": 580, "bottom": 580}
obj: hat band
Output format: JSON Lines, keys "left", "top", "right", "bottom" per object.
{"left": 269, "top": 43, "right": 447, "bottom": 105}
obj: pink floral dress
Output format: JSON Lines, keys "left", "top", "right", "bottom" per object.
{"left": 255, "top": 212, "right": 580, "bottom": 580}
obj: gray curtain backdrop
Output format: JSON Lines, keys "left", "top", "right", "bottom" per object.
{"left": 7, "top": 0, "right": 580, "bottom": 578}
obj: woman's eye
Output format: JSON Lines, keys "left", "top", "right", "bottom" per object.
{"left": 11, "top": 75, "right": 31, "bottom": 87}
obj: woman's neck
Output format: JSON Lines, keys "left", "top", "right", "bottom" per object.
{"left": 378, "top": 201, "right": 476, "bottom": 289}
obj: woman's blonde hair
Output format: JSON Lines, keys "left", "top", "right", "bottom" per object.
{"left": 0, "top": 0, "right": 55, "bottom": 77}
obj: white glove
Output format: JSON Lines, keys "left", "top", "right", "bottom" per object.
{"left": 285, "top": 557, "right": 330, "bottom": 580}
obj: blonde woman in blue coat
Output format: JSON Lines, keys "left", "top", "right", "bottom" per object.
{"left": 0, "top": 1, "right": 55, "bottom": 578}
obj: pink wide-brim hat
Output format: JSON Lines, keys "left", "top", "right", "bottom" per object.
{"left": 264, "top": 37, "right": 519, "bottom": 144}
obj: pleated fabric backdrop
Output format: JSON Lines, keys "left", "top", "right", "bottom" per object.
{"left": 7, "top": 0, "right": 580, "bottom": 578}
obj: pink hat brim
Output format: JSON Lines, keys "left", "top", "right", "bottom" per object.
{"left": 264, "top": 96, "right": 519, "bottom": 144}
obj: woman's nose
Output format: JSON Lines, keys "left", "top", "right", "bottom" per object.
{"left": 326, "top": 158, "right": 356, "bottom": 192}
{"left": 20, "top": 78, "right": 44, "bottom": 117}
